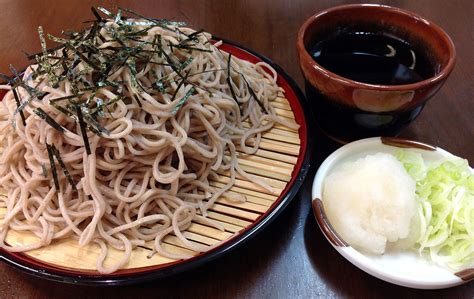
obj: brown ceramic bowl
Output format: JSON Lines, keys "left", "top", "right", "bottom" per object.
{"left": 296, "top": 4, "right": 456, "bottom": 143}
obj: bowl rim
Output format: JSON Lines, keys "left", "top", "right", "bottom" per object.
{"left": 296, "top": 3, "right": 456, "bottom": 91}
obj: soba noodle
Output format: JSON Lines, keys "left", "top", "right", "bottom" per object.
{"left": 0, "top": 8, "right": 298, "bottom": 273}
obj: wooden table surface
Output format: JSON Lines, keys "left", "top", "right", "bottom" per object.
{"left": 0, "top": 0, "right": 472, "bottom": 298}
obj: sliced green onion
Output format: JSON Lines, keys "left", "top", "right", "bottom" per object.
{"left": 397, "top": 150, "right": 474, "bottom": 270}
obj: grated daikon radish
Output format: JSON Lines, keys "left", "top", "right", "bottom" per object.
{"left": 323, "top": 153, "right": 417, "bottom": 254}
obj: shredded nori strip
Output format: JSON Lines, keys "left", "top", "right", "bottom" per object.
{"left": 51, "top": 144, "right": 77, "bottom": 192}
{"left": 12, "top": 97, "right": 33, "bottom": 123}
{"left": 127, "top": 57, "right": 147, "bottom": 96}
{"left": 178, "top": 29, "right": 204, "bottom": 46}
{"left": 137, "top": 245, "right": 153, "bottom": 251}
{"left": 49, "top": 93, "right": 83, "bottom": 103}
{"left": 25, "top": 45, "right": 64, "bottom": 61}
{"left": 46, "top": 143, "right": 60, "bottom": 191}
{"left": 33, "top": 107, "right": 65, "bottom": 133}
{"left": 120, "top": 7, "right": 186, "bottom": 30}
{"left": 90, "top": 7, "right": 103, "bottom": 22}
{"left": 12, "top": 88, "right": 26, "bottom": 126}
{"left": 38, "top": 26, "right": 52, "bottom": 58}
{"left": 241, "top": 74, "right": 267, "bottom": 113}
{"left": 65, "top": 44, "right": 102, "bottom": 72}
{"left": 172, "top": 43, "right": 213, "bottom": 53}
{"left": 51, "top": 103, "right": 76, "bottom": 119}
{"left": 16, "top": 81, "right": 48, "bottom": 100}
{"left": 172, "top": 86, "right": 195, "bottom": 115}
{"left": 178, "top": 57, "right": 194, "bottom": 71}
{"left": 41, "top": 163, "right": 48, "bottom": 178}
{"left": 170, "top": 70, "right": 191, "bottom": 102}
{"left": 75, "top": 104, "right": 91, "bottom": 155}
{"left": 226, "top": 54, "right": 240, "bottom": 108}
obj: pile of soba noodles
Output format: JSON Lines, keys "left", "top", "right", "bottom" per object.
{"left": 0, "top": 8, "right": 297, "bottom": 273}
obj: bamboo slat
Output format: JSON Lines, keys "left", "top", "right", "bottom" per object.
{"left": 216, "top": 197, "right": 269, "bottom": 213}
{"left": 241, "top": 122, "right": 300, "bottom": 144}
{"left": 210, "top": 181, "right": 280, "bottom": 201}
{"left": 274, "top": 107, "right": 298, "bottom": 119}
{"left": 186, "top": 223, "right": 234, "bottom": 240}
{"left": 236, "top": 150, "right": 297, "bottom": 168}
{"left": 215, "top": 172, "right": 288, "bottom": 191}
{"left": 182, "top": 231, "right": 221, "bottom": 246}
{"left": 207, "top": 203, "right": 261, "bottom": 221}
{"left": 203, "top": 210, "right": 252, "bottom": 229}
{"left": 240, "top": 148, "right": 298, "bottom": 164}
{"left": 223, "top": 191, "right": 274, "bottom": 207}
{"left": 238, "top": 164, "right": 292, "bottom": 181}
{"left": 270, "top": 101, "right": 293, "bottom": 111}
{"left": 253, "top": 139, "right": 300, "bottom": 156}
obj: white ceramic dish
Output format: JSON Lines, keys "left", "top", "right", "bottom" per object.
{"left": 311, "top": 137, "right": 473, "bottom": 289}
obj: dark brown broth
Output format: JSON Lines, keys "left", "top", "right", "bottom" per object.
{"left": 309, "top": 32, "right": 433, "bottom": 85}
{"left": 305, "top": 31, "right": 436, "bottom": 141}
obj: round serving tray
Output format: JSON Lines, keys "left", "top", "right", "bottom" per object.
{"left": 0, "top": 38, "right": 314, "bottom": 285}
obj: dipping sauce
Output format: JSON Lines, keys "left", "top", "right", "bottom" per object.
{"left": 304, "top": 30, "right": 437, "bottom": 142}
{"left": 309, "top": 32, "right": 434, "bottom": 85}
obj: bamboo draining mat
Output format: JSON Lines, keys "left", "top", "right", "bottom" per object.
{"left": 0, "top": 96, "right": 300, "bottom": 271}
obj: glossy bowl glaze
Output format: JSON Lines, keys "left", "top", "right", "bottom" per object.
{"left": 311, "top": 137, "right": 473, "bottom": 289}
{"left": 296, "top": 4, "right": 456, "bottom": 143}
